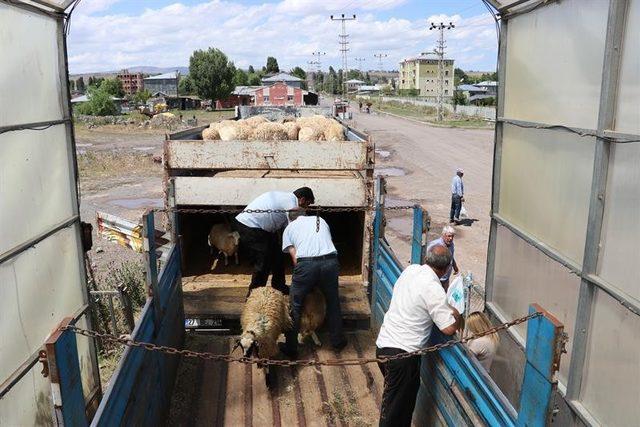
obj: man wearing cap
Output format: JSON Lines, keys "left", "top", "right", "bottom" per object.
{"left": 235, "top": 187, "right": 315, "bottom": 295}
{"left": 450, "top": 168, "right": 464, "bottom": 224}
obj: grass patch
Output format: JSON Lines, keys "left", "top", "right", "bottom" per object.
{"left": 77, "top": 151, "right": 162, "bottom": 192}
{"left": 166, "top": 108, "right": 235, "bottom": 125}
{"left": 370, "top": 99, "right": 494, "bottom": 129}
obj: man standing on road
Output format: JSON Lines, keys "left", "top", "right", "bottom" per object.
{"left": 280, "top": 211, "right": 346, "bottom": 358}
{"left": 375, "top": 245, "right": 463, "bottom": 427}
{"left": 450, "top": 168, "right": 464, "bottom": 224}
{"left": 426, "top": 225, "right": 459, "bottom": 290}
{"left": 235, "top": 187, "right": 315, "bottom": 296}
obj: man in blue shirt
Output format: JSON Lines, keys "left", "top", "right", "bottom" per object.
{"left": 450, "top": 168, "right": 464, "bottom": 223}
{"left": 426, "top": 225, "right": 459, "bottom": 290}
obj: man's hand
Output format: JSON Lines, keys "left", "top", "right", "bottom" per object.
{"left": 440, "top": 307, "right": 462, "bottom": 336}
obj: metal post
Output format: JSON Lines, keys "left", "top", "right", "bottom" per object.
{"left": 567, "top": 0, "right": 629, "bottom": 400}
{"left": 45, "top": 318, "right": 87, "bottom": 426}
{"left": 117, "top": 285, "right": 135, "bottom": 333}
{"left": 429, "top": 22, "right": 455, "bottom": 121}
{"left": 330, "top": 13, "right": 356, "bottom": 98}
{"left": 143, "top": 210, "right": 161, "bottom": 326}
{"left": 411, "top": 206, "right": 430, "bottom": 265}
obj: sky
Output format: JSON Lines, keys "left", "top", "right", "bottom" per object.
{"left": 67, "top": 0, "right": 499, "bottom": 74}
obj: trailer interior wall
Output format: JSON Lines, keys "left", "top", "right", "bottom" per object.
{"left": 486, "top": 0, "right": 640, "bottom": 425}
{"left": 0, "top": 1, "right": 99, "bottom": 424}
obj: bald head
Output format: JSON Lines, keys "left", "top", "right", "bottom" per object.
{"left": 425, "top": 244, "right": 452, "bottom": 278}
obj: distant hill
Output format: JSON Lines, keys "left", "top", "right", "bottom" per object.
{"left": 70, "top": 66, "right": 189, "bottom": 79}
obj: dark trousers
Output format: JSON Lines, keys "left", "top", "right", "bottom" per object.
{"left": 285, "top": 257, "right": 344, "bottom": 352}
{"left": 235, "top": 220, "right": 287, "bottom": 295}
{"left": 376, "top": 347, "right": 421, "bottom": 427}
{"left": 450, "top": 194, "right": 462, "bottom": 221}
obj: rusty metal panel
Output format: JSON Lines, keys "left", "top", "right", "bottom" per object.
{"left": 165, "top": 139, "right": 369, "bottom": 170}
{"left": 174, "top": 176, "right": 369, "bottom": 207}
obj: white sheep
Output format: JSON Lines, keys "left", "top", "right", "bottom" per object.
{"left": 208, "top": 223, "right": 240, "bottom": 270}
{"left": 236, "top": 286, "right": 291, "bottom": 387}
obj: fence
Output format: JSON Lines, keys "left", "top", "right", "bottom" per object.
{"left": 356, "top": 95, "right": 496, "bottom": 120}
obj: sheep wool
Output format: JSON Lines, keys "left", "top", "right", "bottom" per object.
{"left": 283, "top": 122, "right": 300, "bottom": 140}
{"left": 243, "top": 115, "right": 269, "bottom": 127}
{"left": 299, "top": 287, "right": 326, "bottom": 341}
{"left": 324, "top": 123, "right": 346, "bottom": 141}
{"left": 208, "top": 223, "right": 240, "bottom": 269}
{"left": 202, "top": 127, "right": 220, "bottom": 140}
{"left": 218, "top": 121, "right": 253, "bottom": 140}
{"left": 240, "top": 286, "right": 291, "bottom": 359}
{"left": 298, "top": 126, "right": 325, "bottom": 142}
{"left": 252, "top": 122, "right": 289, "bottom": 141}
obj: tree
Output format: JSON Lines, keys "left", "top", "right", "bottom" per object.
{"left": 178, "top": 75, "right": 195, "bottom": 95}
{"left": 188, "top": 47, "right": 236, "bottom": 102}
{"left": 100, "top": 78, "right": 125, "bottom": 98}
{"left": 132, "top": 89, "right": 152, "bottom": 104}
{"left": 290, "top": 66, "right": 306, "bottom": 81}
{"left": 453, "top": 90, "right": 468, "bottom": 107}
{"left": 75, "top": 87, "right": 117, "bottom": 116}
{"left": 76, "top": 77, "right": 85, "bottom": 92}
{"left": 454, "top": 68, "right": 469, "bottom": 86}
{"left": 364, "top": 72, "right": 371, "bottom": 85}
{"left": 265, "top": 56, "right": 279, "bottom": 74}
{"left": 233, "top": 68, "right": 249, "bottom": 86}
{"left": 248, "top": 73, "right": 261, "bottom": 86}
{"left": 69, "top": 79, "right": 76, "bottom": 91}
{"left": 248, "top": 65, "right": 255, "bottom": 74}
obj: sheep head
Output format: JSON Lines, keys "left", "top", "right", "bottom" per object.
{"left": 238, "top": 331, "right": 259, "bottom": 358}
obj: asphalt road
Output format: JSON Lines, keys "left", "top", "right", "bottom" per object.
{"left": 351, "top": 107, "right": 495, "bottom": 291}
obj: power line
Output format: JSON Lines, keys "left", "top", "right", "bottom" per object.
{"left": 429, "top": 21, "right": 455, "bottom": 121}
{"left": 373, "top": 53, "right": 388, "bottom": 72}
{"left": 354, "top": 57, "right": 366, "bottom": 71}
{"left": 330, "top": 13, "right": 356, "bottom": 98}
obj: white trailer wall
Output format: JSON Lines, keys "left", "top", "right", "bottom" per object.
{"left": 0, "top": 1, "right": 99, "bottom": 424}
{"left": 486, "top": 0, "right": 640, "bottom": 425}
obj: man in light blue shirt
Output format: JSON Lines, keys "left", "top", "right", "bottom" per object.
{"left": 450, "top": 168, "right": 464, "bottom": 223}
{"left": 426, "top": 225, "right": 459, "bottom": 289}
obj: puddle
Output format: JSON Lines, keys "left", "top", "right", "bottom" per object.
{"left": 374, "top": 167, "right": 406, "bottom": 177}
{"left": 133, "top": 146, "right": 156, "bottom": 151}
{"left": 109, "top": 198, "right": 163, "bottom": 209}
{"left": 375, "top": 149, "right": 391, "bottom": 159}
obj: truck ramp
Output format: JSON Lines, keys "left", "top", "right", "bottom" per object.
{"left": 169, "top": 331, "right": 384, "bottom": 426}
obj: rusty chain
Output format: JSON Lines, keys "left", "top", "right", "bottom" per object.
{"left": 153, "top": 205, "right": 419, "bottom": 215}
{"left": 62, "top": 312, "right": 540, "bottom": 367}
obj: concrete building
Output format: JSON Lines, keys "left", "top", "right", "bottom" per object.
{"left": 399, "top": 54, "right": 454, "bottom": 97}
{"left": 261, "top": 72, "right": 304, "bottom": 89}
{"left": 144, "top": 71, "right": 180, "bottom": 97}
{"left": 117, "top": 69, "right": 144, "bottom": 95}
{"left": 216, "top": 86, "right": 258, "bottom": 109}
{"left": 346, "top": 79, "right": 365, "bottom": 93}
{"left": 254, "top": 82, "right": 304, "bottom": 106}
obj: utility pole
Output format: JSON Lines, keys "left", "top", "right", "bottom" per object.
{"left": 330, "top": 13, "right": 356, "bottom": 99}
{"left": 310, "top": 51, "right": 325, "bottom": 93}
{"left": 429, "top": 22, "right": 454, "bottom": 121}
{"left": 373, "top": 53, "right": 388, "bottom": 109}
{"left": 307, "top": 60, "right": 319, "bottom": 91}
{"left": 354, "top": 57, "right": 366, "bottom": 71}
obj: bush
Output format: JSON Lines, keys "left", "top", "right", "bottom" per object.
{"left": 75, "top": 88, "right": 118, "bottom": 116}
{"left": 398, "top": 89, "right": 419, "bottom": 97}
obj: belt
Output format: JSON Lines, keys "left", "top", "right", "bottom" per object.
{"left": 296, "top": 253, "right": 338, "bottom": 262}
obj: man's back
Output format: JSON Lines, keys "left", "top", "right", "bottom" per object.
{"left": 236, "top": 191, "right": 298, "bottom": 232}
{"left": 282, "top": 216, "right": 336, "bottom": 257}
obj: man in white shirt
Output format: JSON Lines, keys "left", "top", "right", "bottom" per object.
{"left": 280, "top": 211, "right": 346, "bottom": 358}
{"left": 375, "top": 245, "right": 462, "bottom": 427}
{"left": 235, "top": 187, "right": 314, "bottom": 295}
{"left": 450, "top": 167, "right": 464, "bottom": 224}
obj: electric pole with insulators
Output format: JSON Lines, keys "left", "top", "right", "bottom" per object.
{"left": 429, "top": 21, "right": 454, "bottom": 121}
{"left": 330, "top": 13, "right": 356, "bottom": 99}
{"left": 373, "top": 53, "right": 388, "bottom": 109}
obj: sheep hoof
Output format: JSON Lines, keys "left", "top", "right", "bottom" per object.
{"left": 311, "top": 332, "right": 322, "bottom": 347}
{"left": 210, "top": 258, "right": 219, "bottom": 271}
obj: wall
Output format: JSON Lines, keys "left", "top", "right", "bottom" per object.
{"left": 145, "top": 78, "right": 178, "bottom": 96}
{"left": 357, "top": 95, "right": 496, "bottom": 119}
{"left": 255, "top": 82, "right": 303, "bottom": 106}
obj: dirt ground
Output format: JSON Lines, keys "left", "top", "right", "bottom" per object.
{"left": 351, "top": 107, "right": 494, "bottom": 310}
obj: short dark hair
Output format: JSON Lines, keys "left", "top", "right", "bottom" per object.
{"left": 294, "top": 187, "right": 315, "bottom": 204}
{"left": 425, "top": 244, "right": 451, "bottom": 270}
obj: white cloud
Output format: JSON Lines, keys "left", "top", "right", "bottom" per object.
{"left": 67, "top": 1, "right": 497, "bottom": 74}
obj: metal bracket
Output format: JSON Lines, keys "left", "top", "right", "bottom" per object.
{"left": 38, "top": 350, "right": 49, "bottom": 378}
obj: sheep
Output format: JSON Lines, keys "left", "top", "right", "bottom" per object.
{"left": 324, "top": 122, "right": 346, "bottom": 141}
{"left": 251, "top": 122, "right": 289, "bottom": 141}
{"left": 243, "top": 115, "right": 269, "bottom": 126}
{"left": 218, "top": 120, "right": 253, "bottom": 140}
{"left": 298, "top": 287, "right": 326, "bottom": 346}
{"left": 202, "top": 126, "right": 220, "bottom": 140}
{"left": 236, "top": 286, "right": 291, "bottom": 387}
{"left": 298, "top": 126, "right": 325, "bottom": 142}
{"left": 283, "top": 122, "right": 300, "bottom": 140}
{"left": 208, "top": 223, "right": 240, "bottom": 270}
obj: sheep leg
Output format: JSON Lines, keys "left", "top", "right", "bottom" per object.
{"left": 311, "top": 331, "right": 322, "bottom": 347}
{"left": 234, "top": 251, "right": 239, "bottom": 265}
{"left": 210, "top": 258, "right": 219, "bottom": 271}
{"left": 223, "top": 252, "right": 229, "bottom": 266}
{"left": 264, "top": 367, "right": 275, "bottom": 390}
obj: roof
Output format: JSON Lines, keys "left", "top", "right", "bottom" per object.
{"left": 144, "top": 71, "right": 179, "bottom": 80}
{"left": 232, "top": 86, "right": 261, "bottom": 96}
{"left": 476, "top": 81, "right": 498, "bottom": 87}
{"left": 71, "top": 94, "right": 124, "bottom": 103}
{"left": 469, "top": 94, "right": 496, "bottom": 101}
{"left": 402, "top": 55, "right": 454, "bottom": 63}
{"left": 261, "top": 72, "right": 303, "bottom": 82}
{"left": 346, "top": 79, "right": 365, "bottom": 84}
{"left": 358, "top": 85, "right": 380, "bottom": 91}
{"left": 457, "top": 84, "right": 486, "bottom": 92}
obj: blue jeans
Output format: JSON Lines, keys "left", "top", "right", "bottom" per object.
{"left": 450, "top": 194, "right": 462, "bottom": 221}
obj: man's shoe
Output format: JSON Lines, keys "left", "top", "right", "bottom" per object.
{"left": 278, "top": 342, "right": 298, "bottom": 359}
{"left": 332, "top": 339, "right": 348, "bottom": 352}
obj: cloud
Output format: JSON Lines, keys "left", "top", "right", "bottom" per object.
{"left": 66, "top": 1, "right": 497, "bottom": 74}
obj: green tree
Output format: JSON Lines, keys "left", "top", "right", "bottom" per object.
{"left": 76, "top": 77, "right": 85, "bottom": 92}
{"left": 69, "top": 79, "right": 76, "bottom": 91}
{"left": 100, "top": 78, "right": 125, "bottom": 98}
{"left": 248, "top": 73, "right": 261, "bottom": 86}
{"left": 248, "top": 65, "right": 255, "bottom": 74}
{"left": 364, "top": 72, "right": 371, "bottom": 85}
{"left": 233, "top": 68, "right": 249, "bottom": 86}
{"left": 290, "top": 66, "right": 306, "bottom": 80}
{"left": 265, "top": 56, "right": 279, "bottom": 74}
{"left": 454, "top": 68, "right": 469, "bottom": 86}
{"left": 76, "top": 87, "right": 117, "bottom": 116}
{"left": 453, "top": 90, "right": 468, "bottom": 106}
{"left": 189, "top": 47, "right": 236, "bottom": 101}
{"left": 132, "top": 89, "right": 152, "bottom": 104}
{"left": 178, "top": 75, "right": 196, "bottom": 95}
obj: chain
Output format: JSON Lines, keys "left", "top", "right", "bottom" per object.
{"left": 152, "top": 205, "right": 419, "bottom": 215}
{"left": 62, "top": 312, "right": 539, "bottom": 367}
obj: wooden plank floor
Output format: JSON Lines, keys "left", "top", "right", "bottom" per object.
{"left": 169, "top": 332, "right": 384, "bottom": 426}
{"left": 182, "top": 275, "right": 371, "bottom": 328}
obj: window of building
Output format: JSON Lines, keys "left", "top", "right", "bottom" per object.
{"left": 263, "top": 95, "right": 269, "bottom": 102}
{"left": 445, "top": 80, "right": 449, "bottom": 85}
{"left": 287, "top": 95, "right": 294, "bottom": 101}
{"left": 445, "top": 70, "right": 449, "bottom": 76}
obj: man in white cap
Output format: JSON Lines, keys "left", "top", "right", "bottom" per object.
{"left": 450, "top": 168, "right": 464, "bottom": 224}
